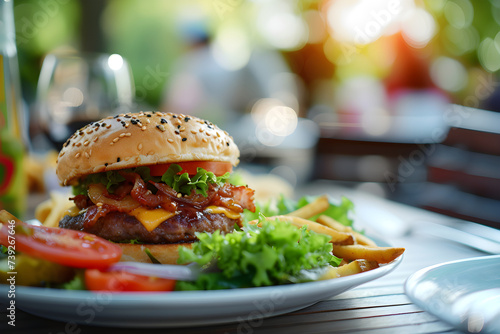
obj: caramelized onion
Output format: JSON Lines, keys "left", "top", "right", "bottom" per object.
{"left": 88, "top": 183, "right": 141, "bottom": 212}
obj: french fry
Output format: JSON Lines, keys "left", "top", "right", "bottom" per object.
{"left": 35, "top": 192, "right": 74, "bottom": 228}
{"left": 285, "top": 195, "right": 329, "bottom": 219}
{"left": 331, "top": 244, "right": 405, "bottom": 264}
{"left": 319, "top": 259, "right": 379, "bottom": 280}
{"left": 317, "top": 214, "right": 349, "bottom": 232}
{"left": 317, "top": 215, "right": 377, "bottom": 247}
{"left": 249, "top": 215, "right": 354, "bottom": 245}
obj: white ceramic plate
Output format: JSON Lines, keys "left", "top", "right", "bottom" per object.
{"left": 0, "top": 253, "right": 402, "bottom": 328}
{"left": 405, "top": 255, "right": 500, "bottom": 334}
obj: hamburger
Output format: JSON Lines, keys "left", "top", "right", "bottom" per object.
{"left": 56, "top": 111, "right": 255, "bottom": 264}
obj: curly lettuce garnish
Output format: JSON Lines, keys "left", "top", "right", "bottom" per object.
{"left": 72, "top": 164, "right": 230, "bottom": 197}
{"left": 176, "top": 218, "right": 341, "bottom": 290}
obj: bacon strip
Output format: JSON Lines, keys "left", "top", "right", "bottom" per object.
{"left": 73, "top": 172, "right": 256, "bottom": 228}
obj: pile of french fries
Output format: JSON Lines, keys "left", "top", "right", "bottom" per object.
{"left": 249, "top": 195, "right": 405, "bottom": 280}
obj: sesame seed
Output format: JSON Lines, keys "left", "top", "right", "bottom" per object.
{"left": 179, "top": 126, "right": 185, "bottom": 132}
{"left": 161, "top": 118, "right": 167, "bottom": 124}
{"left": 105, "top": 163, "right": 108, "bottom": 167}
{"left": 125, "top": 115, "right": 131, "bottom": 118}
{"left": 131, "top": 119, "right": 138, "bottom": 125}
{"left": 182, "top": 138, "right": 187, "bottom": 142}
{"left": 106, "top": 124, "right": 112, "bottom": 129}
{"left": 60, "top": 151, "right": 65, "bottom": 157}
{"left": 83, "top": 140, "right": 90, "bottom": 146}
{"left": 175, "top": 130, "right": 180, "bottom": 135}
{"left": 119, "top": 133, "right": 126, "bottom": 138}
{"left": 184, "top": 117, "right": 190, "bottom": 122}
{"left": 125, "top": 133, "right": 131, "bottom": 137}
{"left": 177, "top": 193, "right": 182, "bottom": 198}
{"left": 202, "top": 138, "right": 208, "bottom": 143}
{"left": 146, "top": 118, "right": 150, "bottom": 124}
{"left": 147, "top": 114, "right": 152, "bottom": 117}
{"left": 156, "top": 124, "right": 166, "bottom": 132}
{"left": 117, "top": 157, "right": 121, "bottom": 162}
{"left": 116, "top": 118, "right": 121, "bottom": 122}
{"left": 113, "top": 138, "right": 119, "bottom": 143}
{"left": 199, "top": 128, "right": 203, "bottom": 132}
{"left": 141, "top": 126, "right": 147, "bottom": 131}
{"left": 177, "top": 125, "right": 181, "bottom": 129}
{"left": 76, "top": 142, "right": 82, "bottom": 147}
{"left": 138, "top": 143, "right": 143, "bottom": 151}
{"left": 94, "top": 137, "right": 99, "bottom": 142}
{"left": 84, "top": 152, "right": 90, "bottom": 158}
{"left": 226, "top": 142, "right": 230, "bottom": 146}
{"left": 125, "top": 123, "right": 129, "bottom": 128}
{"left": 172, "top": 115, "right": 177, "bottom": 118}
{"left": 191, "top": 130, "right": 197, "bottom": 134}
{"left": 75, "top": 153, "right": 81, "bottom": 158}
{"left": 96, "top": 202, "right": 103, "bottom": 207}
{"left": 167, "top": 138, "right": 174, "bottom": 143}
{"left": 216, "top": 132, "right": 220, "bottom": 138}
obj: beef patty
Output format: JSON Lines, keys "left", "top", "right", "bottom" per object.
{"left": 59, "top": 209, "right": 237, "bottom": 244}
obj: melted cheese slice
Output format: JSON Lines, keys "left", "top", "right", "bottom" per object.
{"left": 129, "top": 207, "right": 176, "bottom": 232}
{"left": 69, "top": 203, "right": 240, "bottom": 232}
{"left": 204, "top": 206, "right": 241, "bottom": 220}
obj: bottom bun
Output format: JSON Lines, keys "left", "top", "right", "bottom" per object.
{"left": 118, "top": 243, "right": 192, "bottom": 264}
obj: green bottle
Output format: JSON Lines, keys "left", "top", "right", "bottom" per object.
{"left": 0, "top": 0, "right": 26, "bottom": 218}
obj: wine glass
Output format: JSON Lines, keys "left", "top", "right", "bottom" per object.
{"left": 33, "top": 52, "right": 135, "bottom": 150}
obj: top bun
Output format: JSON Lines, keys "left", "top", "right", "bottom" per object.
{"left": 56, "top": 112, "right": 240, "bottom": 186}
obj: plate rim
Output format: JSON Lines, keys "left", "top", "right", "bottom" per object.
{"left": 404, "top": 254, "right": 500, "bottom": 332}
{"left": 2, "top": 253, "right": 402, "bottom": 303}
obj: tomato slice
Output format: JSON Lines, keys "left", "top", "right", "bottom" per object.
{"left": 85, "top": 269, "right": 176, "bottom": 292}
{"left": 148, "top": 161, "right": 232, "bottom": 176}
{"left": 0, "top": 210, "right": 122, "bottom": 269}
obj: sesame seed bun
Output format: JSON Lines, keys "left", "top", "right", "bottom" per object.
{"left": 56, "top": 112, "right": 240, "bottom": 186}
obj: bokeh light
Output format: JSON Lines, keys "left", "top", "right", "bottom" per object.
{"left": 401, "top": 8, "right": 436, "bottom": 48}
{"left": 256, "top": 0, "right": 308, "bottom": 50}
{"left": 430, "top": 57, "right": 468, "bottom": 92}
{"left": 444, "top": 0, "right": 474, "bottom": 29}
{"left": 478, "top": 35, "right": 500, "bottom": 72}
{"left": 211, "top": 24, "right": 251, "bottom": 71}
{"left": 108, "top": 54, "right": 124, "bottom": 71}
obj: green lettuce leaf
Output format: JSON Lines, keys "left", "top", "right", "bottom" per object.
{"left": 176, "top": 218, "right": 341, "bottom": 290}
{"left": 161, "top": 165, "right": 230, "bottom": 197}
{"left": 60, "top": 271, "right": 86, "bottom": 290}
{"left": 72, "top": 164, "right": 230, "bottom": 197}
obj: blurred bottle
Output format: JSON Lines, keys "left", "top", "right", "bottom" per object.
{"left": 0, "top": 0, "right": 26, "bottom": 217}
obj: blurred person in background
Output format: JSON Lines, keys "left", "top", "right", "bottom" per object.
{"left": 160, "top": 6, "right": 301, "bottom": 129}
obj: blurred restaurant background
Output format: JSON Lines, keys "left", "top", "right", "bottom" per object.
{"left": 6, "top": 0, "right": 500, "bottom": 227}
